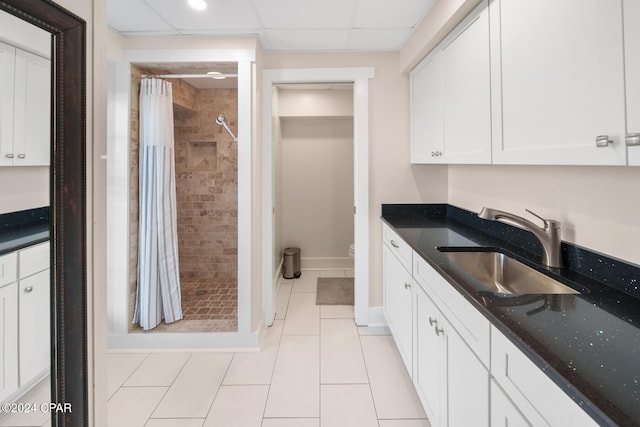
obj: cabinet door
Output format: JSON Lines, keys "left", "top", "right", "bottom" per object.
{"left": 440, "top": 2, "right": 491, "bottom": 164}
{"left": 625, "top": 0, "right": 640, "bottom": 165}
{"left": 490, "top": 0, "right": 626, "bottom": 165}
{"left": 447, "top": 325, "right": 489, "bottom": 427}
{"left": 490, "top": 380, "right": 531, "bottom": 427}
{"left": 0, "top": 41, "right": 15, "bottom": 167}
{"left": 410, "top": 52, "right": 443, "bottom": 163}
{"left": 414, "top": 285, "right": 446, "bottom": 426}
{"left": 383, "top": 244, "right": 413, "bottom": 372}
{"left": 0, "top": 283, "right": 18, "bottom": 402}
{"left": 13, "top": 49, "right": 50, "bottom": 166}
{"left": 18, "top": 270, "right": 50, "bottom": 385}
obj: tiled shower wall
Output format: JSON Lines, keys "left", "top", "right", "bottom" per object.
{"left": 173, "top": 88, "right": 238, "bottom": 280}
{"left": 128, "top": 66, "right": 237, "bottom": 329}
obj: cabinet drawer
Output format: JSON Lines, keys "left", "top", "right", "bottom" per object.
{"left": 19, "top": 241, "right": 49, "bottom": 279}
{"left": 414, "top": 254, "right": 490, "bottom": 366}
{"left": 382, "top": 223, "right": 412, "bottom": 272}
{"left": 491, "top": 327, "right": 598, "bottom": 427}
{"left": 0, "top": 252, "right": 17, "bottom": 288}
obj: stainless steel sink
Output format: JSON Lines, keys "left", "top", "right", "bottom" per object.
{"left": 439, "top": 250, "right": 579, "bottom": 295}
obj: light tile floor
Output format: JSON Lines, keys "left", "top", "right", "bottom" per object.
{"left": 107, "top": 269, "right": 431, "bottom": 427}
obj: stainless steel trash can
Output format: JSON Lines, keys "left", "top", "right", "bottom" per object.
{"left": 283, "top": 247, "right": 301, "bottom": 279}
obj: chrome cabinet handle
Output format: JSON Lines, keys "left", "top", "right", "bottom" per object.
{"left": 435, "top": 325, "right": 445, "bottom": 336}
{"left": 404, "top": 282, "right": 411, "bottom": 290}
{"left": 428, "top": 317, "right": 437, "bottom": 326}
{"left": 431, "top": 151, "right": 442, "bottom": 157}
{"left": 5, "top": 154, "right": 14, "bottom": 159}
{"left": 626, "top": 133, "right": 640, "bottom": 146}
{"left": 24, "top": 286, "right": 33, "bottom": 293}
{"left": 390, "top": 240, "right": 400, "bottom": 249}
{"left": 17, "top": 154, "right": 26, "bottom": 159}
{"left": 596, "top": 135, "right": 613, "bottom": 147}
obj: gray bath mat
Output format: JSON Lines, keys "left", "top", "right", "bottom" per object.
{"left": 316, "top": 277, "right": 354, "bottom": 305}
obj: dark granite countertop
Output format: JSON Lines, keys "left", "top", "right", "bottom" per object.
{"left": 0, "top": 207, "right": 49, "bottom": 255}
{"left": 382, "top": 204, "right": 640, "bottom": 427}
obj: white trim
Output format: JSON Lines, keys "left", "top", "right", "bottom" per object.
{"left": 300, "top": 258, "right": 354, "bottom": 270}
{"left": 107, "top": 331, "right": 260, "bottom": 351}
{"left": 106, "top": 49, "right": 253, "bottom": 347}
{"left": 367, "top": 306, "right": 388, "bottom": 328}
{"left": 262, "top": 67, "right": 374, "bottom": 326}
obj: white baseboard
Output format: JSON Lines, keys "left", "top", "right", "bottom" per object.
{"left": 301, "top": 257, "right": 354, "bottom": 270}
{"left": 107, "top": 330, "right": 260, "bottom": 351}
{"left": 367, "top": 306, "right": 388, "bottom": 327}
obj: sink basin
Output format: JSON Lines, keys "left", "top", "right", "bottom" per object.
{"left": 439, "top": 249, "right": 580, "bottom": 295}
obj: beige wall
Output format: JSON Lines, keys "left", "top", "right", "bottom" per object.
{"left": 0, "top": 168, "right": 48, "bottom": 214}
{"left": 448, "top": 165, "right": 640, "bottom": 265}
{"left": 280, "top": 116, "right": 354, "bottom": 259}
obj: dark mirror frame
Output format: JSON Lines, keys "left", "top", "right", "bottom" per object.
{"left": 0, "top": 1, "right": 87, "bottom": 426}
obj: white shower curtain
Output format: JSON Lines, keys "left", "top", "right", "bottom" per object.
{"left": 133, "top": 78, "right": 183, "bottom": 330}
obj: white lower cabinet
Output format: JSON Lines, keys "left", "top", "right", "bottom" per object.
{"left": 0, "top": 282, "right": 18, "bottom": 402}
{"left": 414, "top": 278, "right": 489, "bottom": 427}
{"left": 382, "top": 225, "right": 600, "bottom": 427}
{"left": 0, "top": 241, "right": 50, "bottom": 403}
{"left": 382, "top": 242, "right": 413, "bottom": 373}
{"left": 18, "top": 270, "right": 50, "bottom": 384}
{"left": 490, "top": 380, "right": 530, "bottom": 427}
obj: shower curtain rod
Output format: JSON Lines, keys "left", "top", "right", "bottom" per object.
{"left": 141, "top": 73, "right": 238, "bottom": 79}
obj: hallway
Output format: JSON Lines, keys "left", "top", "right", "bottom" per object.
{"left": 106, "top": 269, "right": 429, "bottom": 426}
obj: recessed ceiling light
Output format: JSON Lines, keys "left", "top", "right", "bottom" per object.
{"left": 207, "top": 71, "right": 226, "bottom": 80}
{"left": 188, "top": 0, "right": 207, "bottom": 11}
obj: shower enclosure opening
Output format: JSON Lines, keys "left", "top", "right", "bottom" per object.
{"left": 129, "top": 62, "right": 239, "bottom": 333}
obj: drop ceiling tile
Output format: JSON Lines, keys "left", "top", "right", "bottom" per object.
{"left": 349, "top": 28, "right": 412, "bottom": 51}
{"left": 353, "top": 0, "right": 436, "bottom": 29}
{"left": 266, "top": 29, "right": 350, "bottom": 51}
{"left": 147, "top": 0, "right": 261, "bottom": 30}
{"left": 107, "top": 0, "right": 175, "bottom": 32}
{"left": 253, "top": 0, "right": 358, "bottom": 30}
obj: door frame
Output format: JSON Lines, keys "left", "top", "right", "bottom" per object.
{"left": 262, "top": 67, "right": 374, "bottom": 326}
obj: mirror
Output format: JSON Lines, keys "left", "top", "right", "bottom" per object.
{"left": 0, "top": 1, "right": 87, "bottom": 426}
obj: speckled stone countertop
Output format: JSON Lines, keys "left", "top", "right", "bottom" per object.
{"left": 0, "top": 207, "right": 49, "bottom": 255}
{"left": 382, "top": 204, "right": 640, "bottom": 427}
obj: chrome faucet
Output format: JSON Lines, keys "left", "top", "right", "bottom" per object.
{"left": 478, "top": 207, "right": 562, "bottom": 268}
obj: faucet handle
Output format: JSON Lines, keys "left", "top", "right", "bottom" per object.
{"left": 525, "top": 209, "right": 560, "bottom": 229}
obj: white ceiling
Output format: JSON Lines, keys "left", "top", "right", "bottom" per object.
{"left": 108, "top": 0, "right": 437, "bottom": 52}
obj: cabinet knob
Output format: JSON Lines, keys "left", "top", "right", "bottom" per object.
{"left": 431, "top": 151, "right": 442, "bottom": 157}
{"left": 17, "top": 154, "right": 26, "bottom": 159}
{"left": 390, "top": 240, "right": 400, "bottom": 249}
{"left": 626, "top": 133, "right": 640, "bottom": 146}
{"left": 428, "top": 317, "right": 438, "bottom": 326}
{"left": 5, "top": 154, "right": 14, "bottom": 159}
{"left": 435, "top": 325, "right": 445, "bottom": 336}
{"left": 24, "top": 286, "right": 33, "bottom": 293}
{"left": 404, "top": 282, "right": 411, "bottom": 290}
{"left": 595, "top": 135, "right": 613, "bottom": 147}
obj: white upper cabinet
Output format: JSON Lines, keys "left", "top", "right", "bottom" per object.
{"left": 0, "top": 41, "right": 50, "bottom": 167}
{"left": 0, "top": 40, "right": 16, "bottom": 165}
{"left": 624, "top": 0, "right": 640, "bottom": 166}
{"left": 410, "top": 1, "right": 491, "bottom": 164}
{"left": 411, "top": 52, "right": 443, "bottom": 163}
{"left": 440, "top": 3, "right": 491, "bottom": 164}
{"left": 12, "top": 49, "right": 50, "bottom": 166}
{"left": 489, "top": 0, "right": 626, "bottom": 165}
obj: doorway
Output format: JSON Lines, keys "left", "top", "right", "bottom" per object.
{"left": 262, "top": 68, "right": 374, "bottom": 326}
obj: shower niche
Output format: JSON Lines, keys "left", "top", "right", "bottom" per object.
{"left": 129, "top": 62, "right": 239, "bottom": 333}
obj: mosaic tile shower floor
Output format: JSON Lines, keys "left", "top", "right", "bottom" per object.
{"left": 132, "top": 278, "right": 238, "bottom": 333}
